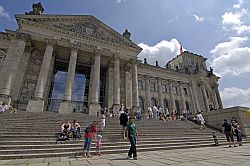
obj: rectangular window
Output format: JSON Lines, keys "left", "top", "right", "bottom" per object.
{"left": 184, "top": 88, "right": 188, "bottom": 95}
{"left": 138, "top": 80, "right": 144, "bottom": 90}
{"left": 150, "top": 82, "right": 156, "bottom": 91}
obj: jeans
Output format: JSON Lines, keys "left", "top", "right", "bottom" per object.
{"left": 83, "top": 137, "right": 92, "bottom": 153}
{"left": 128, "top": 135, "right": 137, "bottom": 157}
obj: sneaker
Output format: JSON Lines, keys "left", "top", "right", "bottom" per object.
{"left": 133, "top": 157, "right": 138, "bottom": 160}
{"left": 83, "top": 154, "right": 87, "bottom": 158}
{"left": 229, "top": 145, "right": 232, "bottom": 147}
{"left": 126, "top": 156, "right": 133, "bottom": 160}
{"left": 234, "top": 145, "right": 237, "bottom": 147}
{"left": 87, "top": 154, "right": 92, "bottom": 157}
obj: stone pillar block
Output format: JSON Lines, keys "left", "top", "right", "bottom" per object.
{"left": 26, "top": 99, "right": 45, "bottom": 112}
{"left": 89, "top": 102, "right": 101, "bottom": 116}
{"left": 59, "top": 101, "right": 74, "bottom": 114}
{"left": 112, "top": 104, "right": 121, "bottom": 114}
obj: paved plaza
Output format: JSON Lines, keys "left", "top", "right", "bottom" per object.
{"left": 1, "top": 143, "right": 249, "bottom": 166}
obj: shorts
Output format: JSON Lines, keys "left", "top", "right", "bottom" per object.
{"left": 225, "top": 132, "right": 234, "bottom": 142}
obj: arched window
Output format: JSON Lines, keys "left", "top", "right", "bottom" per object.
{"left": 139, "top": 96, "right": 144, "bottom": 109}
{"left": 151, "top": 98, "right": 157, "bottom": 106}
{"left": 163, "top": 99, "right": 169, "bottom": 113}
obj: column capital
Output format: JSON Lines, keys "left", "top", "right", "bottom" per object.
{"left": 70, "top": 43, "right": 80, "bottom": 51}
{"left": 157, "top": 77, "right": 162, "bottom": 81}
{"left": 45, "top": 38, "right": 57, "bottom": 46}
{"left": 145, "top": 75, "right": 151, "bottom": 80}
{"left": 17, "top": 32, "right": 30, "bottom": 42}
{"left": 168, "top": 79, "right": 174, "bottom": 84}
{"left": 130, "top": 58, "right": 141, "bottom": 65}
{"left": 94, "top": 49, "right": 102, "bottom": 57}
{"left": 113, "top": 53, "right": 120, "bottom": 61}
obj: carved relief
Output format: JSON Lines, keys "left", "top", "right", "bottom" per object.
{"left": 39, "top": 19, "right": 137, "bottom": 48}
{"left": 17, "top": 50, "right": 43, "bottom": 110}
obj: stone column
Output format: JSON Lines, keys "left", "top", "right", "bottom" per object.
{"left": 157, "top": 78, "right": 163, "bottom": 108}
{"left": 106, "top": 64, "right": 113, "bottom": 108}
{"left": 169, "top": 81, "right": 175, "bottom": 110}
{"left": 88, "top": 50, "right": 101, "bottom": 116}
{"left": 179, "top": 83, "right": 186, "bottom": 110}
{"left": 125, "top": 70, "right": 132, "bottom": 109}
{"left": 145, "top": 75, "right": 151, "bottom": 108}
{"left": 131, "top": 59, "right": 139, "bottom": 114}
{"left": 112, "top": 55, "right": 121, "bottom": 113}
{"left": 59, "top": 45, "right": 78, "bottom": 113}
{"left": 188, "top": 84, "right": 197, "bottom": 114}
{"left": 0, "top": 33, "right": 29, "bottom": 104}
{"left": 201, "top": 84, "right": 210, "bottom": 112}
{"left": 215, "top": 84, "right": 223, "bottom": 109}
{"left": 26, "top": 39, "right": 55, "bottom": 112}
{"left": 190, "top": 79, "right": 200, "bottom": 112}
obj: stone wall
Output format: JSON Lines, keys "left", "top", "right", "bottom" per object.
{"left": 203, "top": 106, "right": 250, "bottom": 136}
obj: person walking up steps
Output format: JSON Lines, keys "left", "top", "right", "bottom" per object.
{"left": 125, "top": 116, "right": 139, "bottom": 160}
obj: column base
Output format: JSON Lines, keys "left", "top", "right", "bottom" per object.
{"left": 59, "top": 101, "right": 73, "bottom": 114}
{"left": 130, "top": 105, "right": 138, "bottom": 116}
{"left": 112, "top": 104, "right": 121, "bottom": 115}
{"left": 0, "top": 94, "right": 11, "bottom": 105}
{"left": 89, "top": 102, "right": 101, "bottom": 116}
{"left": 26, "top": 99, "right": 45, "bottom": 112}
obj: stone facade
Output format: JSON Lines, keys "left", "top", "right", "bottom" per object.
{"left": 0, "top": 13, "right": 223, "bottom": 115}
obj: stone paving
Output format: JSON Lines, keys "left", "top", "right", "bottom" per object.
{"left": 1, "top": 143, "right": 250, "bottom": 166}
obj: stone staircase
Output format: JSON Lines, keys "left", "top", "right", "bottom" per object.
{"left": 0, "top": 111, "right": 248, "bottom": 160}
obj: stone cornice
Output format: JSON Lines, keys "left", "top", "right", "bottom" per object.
{"left": 15, "top": 15, "right": 142, "bottom": 54}
{"left": 0, "top": 32, "right": 9, "bottom": 40}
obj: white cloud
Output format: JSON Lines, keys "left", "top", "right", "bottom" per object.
{"left": 192, "top": 14, "right": 204, "bottom": 22}
{"left": 116, "top": 0, "right": 126, "bottom": 3}
{"left": 221, "top": 2, "right": 250, "bottom": 35}
{"left": 222, "top": 11, "right": 244, "bottom": 26}
{"left": 233, "top": 0, "right": 243, "bottom": 9}
{"left": 138, "top": 39, "right": 181, "bottom": 67}
{"left": 210, "top": 36, "right": 247, "bottom": 58}
{"left": 210, "top": 37, "right": 250, "bottom": 76}
{"left": 220, "top": 87, "right": 250, "bottom": 108}
{"left": 0, "top": 5, "right": 10, "bottom": 20}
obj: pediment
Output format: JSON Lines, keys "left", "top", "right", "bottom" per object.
{"left": 15, "top": 15, "right": 141, "bottom": 51}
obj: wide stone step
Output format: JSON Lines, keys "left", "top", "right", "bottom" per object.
{"left": 0, "top": 135, "right": 226, "bottom": 145}
{"left": 0, "top": 139, "right": 220, "bottom": 154}
{"left": 0, "top": 137, "right": 229, "bottom": 150}
{"left": 0, "top": 142, "right": 233, "bottom": 160}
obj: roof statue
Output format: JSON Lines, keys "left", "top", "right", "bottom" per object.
{"left": 156, "top": 60, "right": 159, "bottom": 67}
{"left": 123, "top": 29, "right": 131, "bottom": 40}
{"left": 144, "top": 58, "right": 148, "bottom": 64}
{"left": 25, "top": 2, "right": 44, "bottom": 15}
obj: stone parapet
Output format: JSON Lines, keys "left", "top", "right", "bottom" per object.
{"left": 203, "top": 106, "right": 250, "bottom": 136}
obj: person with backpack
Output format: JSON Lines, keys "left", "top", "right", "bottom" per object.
{"left": 120, "top": 110, "right": 128, "bottom": 139}
{"left": 83, "top": 121, "right": 97, "bottom": 157}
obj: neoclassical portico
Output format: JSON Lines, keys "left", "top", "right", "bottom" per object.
{"left": 0, "top": 9, "right": 223, "bottom": 115}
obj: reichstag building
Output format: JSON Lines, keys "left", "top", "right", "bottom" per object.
{"left": 0, "top": 3, "right": 223, "bottom": 116}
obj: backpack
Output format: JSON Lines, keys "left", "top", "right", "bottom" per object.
{"left": 84, "top": 126, "right": 91, "bottom": 133}
{"left": 56, "top": 133, "right": 68, "bottom": 142}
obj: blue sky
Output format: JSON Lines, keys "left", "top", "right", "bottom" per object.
{"left": 0, "top": 0, "right": 250, "bottom": 108}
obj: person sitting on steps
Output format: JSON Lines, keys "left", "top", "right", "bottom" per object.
{"left": 61, "top": 120, "right": 71, "bottom": 139}
{"left": 71, "top": 119, "right": 81, "bottom": 140}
